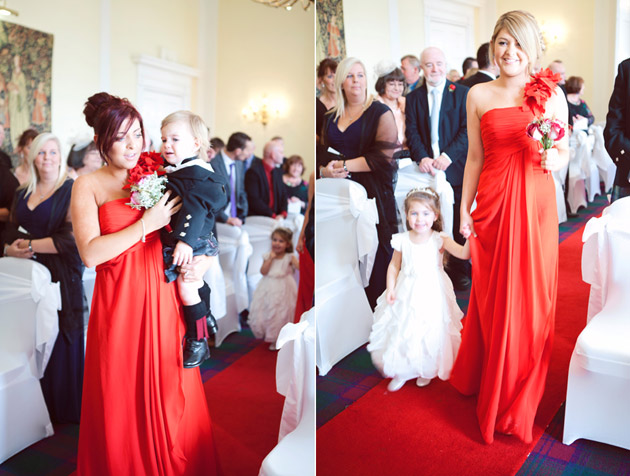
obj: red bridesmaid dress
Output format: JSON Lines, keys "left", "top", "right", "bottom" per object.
{"left": 450, "top": 106, "right": 558, "bottom": 444}
{"left": 76, "top": 198, "right": 220, "bottom": 475}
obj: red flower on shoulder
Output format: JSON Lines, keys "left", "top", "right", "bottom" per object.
{"left": 123, "top": 151, "right": 165, "bottom": 190}
{"left": 449, "top": 84, "right": 456, "bottom": 92}
{"left": 521, "top": 68, "right": 562, "bottom": 117}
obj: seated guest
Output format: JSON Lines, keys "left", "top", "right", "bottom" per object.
{"left": 66, "top": 141, "right": 103, "bottom": 179}
{"left": 0, "top": 123, "right": 11, "bottom": 168}
{"left": 400, "top": 54, "right": 422, "bottom": 95}
{"left": 210, "top": 131, "right": 251, "bottom": 227}
{"left": 447, "top": 69, "right": 461, "bottom": 82}
{"left": 460, "top": 43, "right": 497, "bottom": 88}
{"left": 12, "top": 128, "right": 38, "bottom": 185}
{"left": 0, "top": 161, "right": 18, "bottom": 237}
{"left": 375, "top": 60, "right": 407, "bottom": 149}
{"left": 282, "top": 154, "right": 308, "bottom": 214}
{"left": 208, "top": 136, "right": 225, "bottom": 162}
{"left": 459, "top": 56, "right": 478, "bottom": 83}
{"left": 1, "top": 133, "right": 84, "bottom": 423}
{"left": 245, "top": 141, "right": 288, "bottom": 218}
{"left": 317, "top": 58, "right": 338, "bottom": 139}
{"left": 566, "top": 76, "right": 595, "bottom": 130}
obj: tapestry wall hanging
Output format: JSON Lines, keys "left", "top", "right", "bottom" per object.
{"left": 0, "top": 21, "right": 53, "bottom": 155}
{"left": 316, "top": 0, "right": 346, "bottom": 65}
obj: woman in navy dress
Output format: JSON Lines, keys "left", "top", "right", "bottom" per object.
{"left": 2, "top": 132, "right": 84, "bottom": 423}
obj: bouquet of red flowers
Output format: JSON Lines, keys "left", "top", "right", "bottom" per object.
{"left": 522, "top": 68, "right": 567, "bottom": 174}
{"left": 123, "top": 151, "right": 168, "bottom": 209}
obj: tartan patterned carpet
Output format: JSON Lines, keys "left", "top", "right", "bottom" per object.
{"left": 317, "top": 192, "right": 630, "bottom": 475}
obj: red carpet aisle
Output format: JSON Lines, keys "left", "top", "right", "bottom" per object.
{"left": 316, "top": 227, "right": 590, "bottom": 476}
{"left": 205, "top": 343, "right": 285, "bottom": 476}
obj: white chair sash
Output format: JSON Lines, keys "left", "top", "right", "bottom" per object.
{"left": 589, "top": 124, "right": 617, "bottom": 193}
{"left": 317, "top": 179, "right": 379, "bottom": 287}
{"left": 216, "top": 224, "right": 252, "bottom": 313}
{"left": 0, "top": 258, "right": 61, "bottom": 377}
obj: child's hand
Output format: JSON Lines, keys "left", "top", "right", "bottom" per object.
{"left": 461, "top": 223, "right": 472, "bottom": 239}
{"left": 173, "top": 241, "right": 193, "bottom": 267}
{"left": 386, "top": 288, "right": 396, "bottom": 305}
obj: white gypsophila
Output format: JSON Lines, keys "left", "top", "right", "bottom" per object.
{"left": 127, "top": 173, "right": 168, "bottom": 210}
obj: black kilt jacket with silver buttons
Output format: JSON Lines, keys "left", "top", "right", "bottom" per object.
{"left": 605, "top": 58, "right": 630, "bottom": 188}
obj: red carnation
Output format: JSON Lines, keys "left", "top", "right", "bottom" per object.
{"left": 449, "top": 84, "right": 456, "bottom": 92}
{"left": 123, "top": 151, "right": 165, "bottom": 190}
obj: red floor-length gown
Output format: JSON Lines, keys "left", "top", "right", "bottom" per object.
{"left": 77, "top": 198, "right": 220, "bottom": 475}
{"left": 450, "top": 107, "right": 558, "bottom": 444}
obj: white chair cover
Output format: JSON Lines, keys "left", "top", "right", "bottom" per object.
{"left": 552, "top": 171, "right": 567, "bottom": 224}
{"left": 563, "top": 196, "right": 630, "bottom": 450}
{"left": 567, "top": 131, "right": 589, "bottom": 214}
{"left": 258, "top": 309, "right": 315, "bottom": 476}
{"left": 202, "top": 258, "right": 227, "bottom": 319}
{"left": 215, "top": 224, "right": 252, "bottom": 346}
{"left": 0, "top": 257, "right": 59, "bottom": 463}
{"left": 315, "top": 179, "right": 376, "bottom": 375}
{"left": 589, "top": 124, "right": 617, "bottom": 193}
{"left": 394, "top": 165, "right": 455, "bottom": 237}
{"left": 243, "top": 216, "right": 277, "bottom": 303}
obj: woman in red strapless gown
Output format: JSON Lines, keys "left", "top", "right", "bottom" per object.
{"left": 450, "top": 11, "right": 569, "bottom": 444}
{"left": 71, "top": 93, "right": 220, "bottom": 475}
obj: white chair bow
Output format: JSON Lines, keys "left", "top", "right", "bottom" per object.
{"left": 317, "top": 178, "right": 379, "bottom": 287}
{"left": 566, "top": 131, "right": 589, "bottom": 213}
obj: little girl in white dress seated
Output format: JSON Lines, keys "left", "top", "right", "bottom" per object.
{"left": 367, "top": 188, "right": 471, "bottom": 392}
{"left": 249, "top": 227, "right": 299, "bottom": 350}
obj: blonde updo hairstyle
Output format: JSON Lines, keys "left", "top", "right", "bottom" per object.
{"left": 490, "top": 10, "right": 543, "bottom": 75}
{"left": 403, "top": 188, "right": 442, "bottom": 232}
{"left": 161, "top": 110, "right": 210, "bottom": 162}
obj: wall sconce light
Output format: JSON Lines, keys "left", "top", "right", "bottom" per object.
{"left": 540, "top": 21, "right": 567, "bottom": 48}
{"left": 242, "top": 95, "right": 281, "bottom": 127}
{"left": 0, "top": 0, "right": 18, "bottom": 16}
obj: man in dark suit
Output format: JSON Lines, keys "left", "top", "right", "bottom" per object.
{"left": 604, "top": 58, "right": 630, "bottom": 202}
{"left": 460, "top": 43, "right": 497, "bottom": 89}
{"left": 210, "top": 131, "right": 252, "bottom": 227}
{"left": 245, "top": 140, "right": 288, "bottom": 218}
{"left": 405, "top": 46, "right": 471, "bottom": 289}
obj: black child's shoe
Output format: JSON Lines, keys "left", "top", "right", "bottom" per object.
{"left": 183, "top": 337, "right": 210, "bottom": 368}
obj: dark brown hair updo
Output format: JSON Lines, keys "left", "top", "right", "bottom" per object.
{"left": 83, "top": 92, "right": 145, "bottom": 161}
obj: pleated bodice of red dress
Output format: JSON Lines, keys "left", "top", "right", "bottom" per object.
{"left": 76, "top": 198, "right": 219, "bottom": 475}
{"left": 450, "top": 107, "right": 559, "bottom": 444}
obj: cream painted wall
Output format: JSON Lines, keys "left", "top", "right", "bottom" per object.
{"left": 109, "top": 0, "right": 200, "bottom": 105}
{"left": 214, "top": 0, "right": 315, "bottom": 173}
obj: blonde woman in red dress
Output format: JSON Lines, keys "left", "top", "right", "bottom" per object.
{"left": 449, "top": 10, "right": 569, "bottom": 444}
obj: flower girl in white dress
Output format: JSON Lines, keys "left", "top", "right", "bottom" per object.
{"left": 249, "top": 227, "right": 299, "bottom": 350}
{"left": 368, "top": 188, "right": 471, "bottom": 392}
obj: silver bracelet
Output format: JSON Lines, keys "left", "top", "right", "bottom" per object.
{"left": 28, "top": 240, "right": 33, "bottom": 253}
{"left": 343, "top": 160, "right": 348, "bottom": 173}
{"left": 140, "top": 219, "right": 146, "bottom": 243}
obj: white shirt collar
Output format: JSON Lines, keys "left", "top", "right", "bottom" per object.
{"left": 480, "top": 70, "right": 496, "bottom": 80}
{"left": 165, "top": 157, "right": 214, "bottom": 173}
{"left": 426, "top": 79, "right": 446, "bottom": 97}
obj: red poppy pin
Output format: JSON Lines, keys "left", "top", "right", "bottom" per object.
{"left": 448, "top": 84, "right": 456, "bottom": 92}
